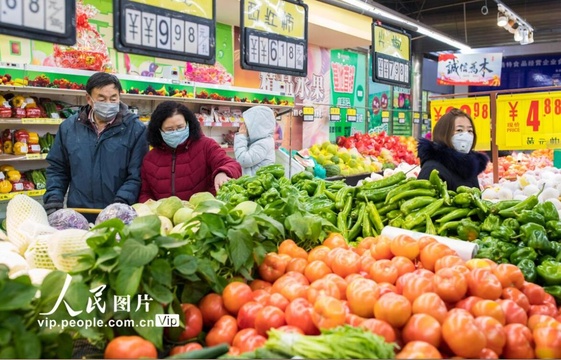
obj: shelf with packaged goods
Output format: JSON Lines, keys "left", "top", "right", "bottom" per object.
{"left": 0, "top": 118, "right": 64, "bottom": 125}
{"left": 0, "top": 153, "right": 48, "bottom": 161}
{"left": 0, "top": 189, "right": 45, "bottom": 202}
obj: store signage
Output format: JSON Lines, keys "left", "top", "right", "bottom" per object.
{"left": 302, "top": 106, "right": 314, "bottom": 122}
{"left": 437, "top": 53, "right": 503, "bottom": 86}
{"left": 0, "top": 0, "right": 76, "bottom": 45}
{"left": 113, "top": 0, "right": 216, "bottom": 64}
{"left": 329, "top": 107, "right": 341, "bottom": 122}
{"left": 371, "top": 23, "right": 411, "bottom": 87}
{"left": 346, "top": 108, "right": 357, "bottom": 122}
{"left": 496, "top": 91, "right": 561, "bottom": 150}
{"left": 381, "top": 110, "right": 390, "bottom": 123}
{"left": 240, "top": 0, "right": 308, "bottom": 77}
{"left": 392, "top": 112, "right": 412, "bottom": 136}
{"left": 430, "top": 97, "right": 491, "bottom": 151}
{"left": 413, "top": 112, "right": 420, "bottom": 124}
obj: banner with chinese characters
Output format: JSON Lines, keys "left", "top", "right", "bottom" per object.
{"left": 329, "top": 49, "right": 366, "bottom": 141}
{"left": 496, "top": 92, "right": 561, "bottom": 150}
{"left": 437, "top": 53, "right": 502, "bottom": 86}
{"left": 430, "top": 97, "right": 491, "bottom": 151}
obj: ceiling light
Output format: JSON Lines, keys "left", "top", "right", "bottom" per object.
{"left": 497, "top": 12, "right": 508, "bottom": 27}
{"left": 325, "top": 0, "right": 471, "bottom": 51}
{"left": 514, "top": 26, "right": 523, "bottom": 42}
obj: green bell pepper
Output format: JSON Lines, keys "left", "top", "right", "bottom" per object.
{"left": 256, "top": 164, "right": 286, "bottom": 179}
{"left": 257, "top": 172, "right": 276, "bottom": 190}
{"left": 502, "top": 218, "right": 520, "bottom": 232}
{"left": 247, "top": 180, "right": 265, "bottom": 197}
{"left": 535, "top": 201, "right": 560, "bottom": 222}
{"left": 543, "top": 285, "right": 561, "bottom": 302}
{"left": 456, "top": 185, "right": 481, "bottom": 196}
{"left": 291, "top": 171, "right": 314, "bottom": 185}
{"left": 452, "top": 192, "right": 473, "bottom": 207}
{"left": 536, "top": 260, "right": 561, "bottom": 285}
{"left": 520, "top": 222, "right": 552, "bottom": 253}
{"left": 517, "top": 259, "right": 538, "bottom": 283}
{"left": 298, "top": 179, "right": 318, "bottom": 196}
{"left": 546, "top": 220, "right": 561, "bottom": 240}
{"left": 539, "top": 255, "right": 556, "bottom": 264}
{"left": 227, "top": 193, "right": 249, "bottom": 207}
{"left": 303, "top": 195, "right": 335, "bottom": 213}
{"left": 490, "top": 225, "right": 517, "bottom": 243}
{"left": 257, "top": 187, "right": 281, "bottom": 206}
{"left": 510, "top": 247, "right": 538, "bottom": 265}
{"left": 457, "top": 219, "right": 480, "bottom": 241}
{"left": 317, "top": 209, "right": 338, "bottom": 226}
{"left": 481, "top": 214, "right": 501, "bottom": 233}
{"left": 516, "top": 210, "right": 546, "bottom": 226}
{"left": 475, "top": 238, "right": 515, "bottom": 264}
{"left": 325, "top": 180, "right": 346, "bottom": 191}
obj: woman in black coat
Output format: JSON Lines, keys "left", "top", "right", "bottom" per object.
{"left": 417, "top": 108, "right": 489, "bottom": 190}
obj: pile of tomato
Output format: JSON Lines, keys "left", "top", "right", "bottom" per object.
{"left": 124, "top": 233, "right": 561, "bottom": 359}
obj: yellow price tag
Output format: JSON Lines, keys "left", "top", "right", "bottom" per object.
{"left": 496, "top": 91, "right": 561, "bottom": 150}
{"left": 330, "top": 107, "right": 340, "bottom": 115}
{"left": 243, "top": 0, "right": 306, "bottom": 39}
{"left": 25, "top": 189, "right": 45, "bottom": 197}
{"left": 347, "top": 108, "right": 357, "bottom": 116}
{"left": 430, "top": 97, "right": 491, "bottom": 151}
{"left": 22, "top": 118, "right": 62, "bottom": 124}
{"left": 302, "top": 107, "right": 315, "bottom": 115}
{"left": 0, "top": 193, "right": 14, "bottom": 201}
{"left": 26, "top": 154, "right": 41, "bottom": 160}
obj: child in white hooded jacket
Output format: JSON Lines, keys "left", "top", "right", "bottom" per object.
{"left": 234, "top": 106, "right": 276, "bottom": 176}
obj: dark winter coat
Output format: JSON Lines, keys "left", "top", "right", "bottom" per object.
{"left": 417, "top": 138, "right": 489, "bottom": 190}
{"left": 139, "top": 135, "right": 242, "bottom": 202}
{"left": 44, "top": 103, "right": 148, "bottom": 211}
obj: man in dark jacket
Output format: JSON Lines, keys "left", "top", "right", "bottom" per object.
{"left": 43, "top": 72, "right": 149, "bottom": 221}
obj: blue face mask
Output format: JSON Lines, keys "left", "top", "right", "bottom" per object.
{"left": 160, "top": 127, "right": 190, "bottom": 148}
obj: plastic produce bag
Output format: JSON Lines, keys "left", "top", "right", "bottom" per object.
{"left": 95, "top": 203, "right": 137, "bottom": 225}
{"left": 48, "top": 209, "right": 90, "bottom": 230}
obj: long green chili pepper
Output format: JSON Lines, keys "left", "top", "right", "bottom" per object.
{"left": 376, "top": 202, "right": 400, "bottom": 216}
{"left": 337, "top": 212, "right": 348, "bottom": 239}
{"left": 429, "top": 169, "right": 451, "bottom": 205}
{"left": 435, "top": 208, "right": 472, "bottom": 224}
{"left": 313, "top": 180, "right": 326, "bottom": 197}
{"left": 361, "top": 171, "right": 407, "bottom": 190}
{"left": 438, "top": 220, "right": 461, "bottom": 235}
{"left": 324, "top": 189, "right": 336, "bottom": 202}
{"left": 402, "top": 199, "right": 445, "bottom": 230}
{"left": 425, "top": 213, "right": 436, "bottom": 235}
{"left": 348, "top": 203, "right": 366, "bottom": 241}
{"left": 431, "top": 206, "right": 459, "bottom": 218}
{"left": 362, "top": 212, "right": 375, "bottom": 237}
{"left": 499, "top": 185, "right": 545, "bottom": 218}
{"left": 335, "top": 186, "right": 354, "bottom": 210}
{"left": 386, "top": 188, "right": 437, "bottom": 205}
{"left": 400, "top": 196, "right": 437, "bottom": 215}
{"left": 384, "top": 178, "right": 432, "bottom": 201}
{"left": 489, "top": 199, "right": 521, "bottom": 214}
{"left": 367, "top": 202, "right": 384, "bottom": 234}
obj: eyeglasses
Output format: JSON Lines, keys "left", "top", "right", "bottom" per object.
{"left": 161, "top": 125, "right": 187, "bottom": 133}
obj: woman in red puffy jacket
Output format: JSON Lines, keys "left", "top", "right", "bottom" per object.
{"left": 139, "top": 101, "right": 242, "bottom": 202}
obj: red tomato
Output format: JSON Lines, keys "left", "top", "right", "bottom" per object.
{"left": 198, "top": 293, "right": 229, "bottom": 329}
{"left": 497, "top": 299, "right": 528, "bottom": 325}
{"left": 455, "top": 295, "right": 483, "bottom": 312}
{"left": 279, "top": 240, "right": 308, "bottom": 260}
{"left": 369, "top": 259, "right": 399, "bottom": 284}
{"left": 390, "top": 234, "right": 420, "bottom": 260}
{"left": 360, "top": 253, "right": 376, "bottom": 273}
{"left": 420, "top": 242, "right": 455, "bottom": 272}
{"left": 308, "top": 277, "right": 341, "bottom": 304}
{"left": 521, "top": 282, "right": 546, "bottom": 305}
{"left": 276, "top": 325, "right": 305, "bottom": 334}
{"left": 479, "top": 348, "right": 499, "bottom": 359}
{"left": 311, "top": 296, "right": 346, "bottom": 330}
{"left": 249, "top": 279, "right": 272, "bottom": 291}
{"left": 205, "top": 315, "right": 238, "bottom": 346}
{"left": 471, "top": 300, "right": 506, "bottom": 325}
{"left": 278, "top": 239, "right": 298, "bottom": 255}
{"left": 286, "top": 257, "right": 308, "bottom": 274}
{"left": 374, "top": 292, "right": 411, "bottom": 328}
{"left": 104, "top": 336, "right": 158, "bottom": 359}
{"left": 252, "top": 289, "right": 271, "bottom": 306}
{"left": 467, "top": 268, "right": 502, "bottom": 300}
{"left": 402, "top": 313, "right": 442, "bottom": 348}
{"left": 285, "top": 298, "right": 320, "bottom": 335}
{"left": 433, "top": 267, "right": 468, "bottom": 303}
{"left": 442, "top": 310, "right": 486, "bottom": 358}
{"left": 391, "top": 256, "right": 416, "bottom": 277}
{"left": 238, "top": 334, "right": 267, "bottom": 353}
{"left": 268, "top": 293, "right": 290, "bottom": 311}
{"left": 330, "top": 249, "right": 361, "bottom": 278}
{"left": 223, "top": 282, "right": 253, "bottom": 315}
{"left": 417, "top": 236, "right": 437, "bottom": 250}
{"left": 177, "top": 304, "right": 203, "bottom": 341}
{"left": 533, "top": 324, "right": 561, "bottom": 358}
{"left": 411, "top": 292, "right": 448, "bottom": 324}
{"left": 360, "top": 318, "right": 397, "bottom": 343}
{"left": 255, "top": 305, "right": 286, "bottom": 336}
{"left": 233, "top": 328, "right": 258, "bottom": 348}
{"left": 529, "top": 303, "right": 558, "bottom": 318}
{"left": 396, "top": 272, "right": 416, "bottom": 295}
{"left": 322, "top": 273, "right": 348, "bottom": 301}
{"left": 492, "top": 264, "right": 525, "bottom": 289}
{"left": 543, "top": 292, "right": 557, "bottom": 307}
{"left": 346, "top": 313, "right": 366, "bottom": 327}
{"left": 356, "top": 237, "right": 376, "bottom": 256}
{"left": 434, "top": 255, "right": 465, "bottom": 272}
{"left": 169, "top": 342, "right": 203, "bottom": 356}
{"left": 370, "top": 237, "right": 393, "bottom": 260}
{"left": 304, "top": 260, "right": 332, "bottom": 283}
{"left": 402, "top": 274, "right": 434, "bottom": 304}
{"left": 323, "top": 232, "right": 348, "bottom": 249}
{"left": 527, "top": 314, "right": 559, "bottom": 331}
{"left": 396, "top": 341, "right": 442, "bottom": 359}
{"left": 237, "top": 301, "right": 263, "bottom": 329}
{"left": 308, "top": 245, "right": 331, "bottom": 263}
{"left": 502, "top": 287, "right": 531, "bottom": 312}
{"left": 474, "top": 316, "right": 506, "bottom": 356}
{"left": 259, "top": 253, "right": 289, "bottom": 283}
{"left": 502, "top": 323, "right": 535, "bottom": 359}
{"left": 412, "top": 268, "right": 435, "bottom": 280}
{"left": 346, "top": 277, "right": 378, "bottom": 318}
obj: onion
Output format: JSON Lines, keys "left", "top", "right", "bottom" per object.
{"left": 522, "top": 184, "right": 540, "bottom": 196}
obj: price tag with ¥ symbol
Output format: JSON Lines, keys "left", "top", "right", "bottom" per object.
{"left": 329, "top": 107, "right": 341, "bottom": 122}
{"left": 346, "top": 108, "right": 357, "bottom": 122}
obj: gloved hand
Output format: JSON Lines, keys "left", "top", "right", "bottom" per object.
{"left": 113, "top": 197, "right": 127, "bottom": 204}
{"left": 44, "top": 201, "right": 63, "bottom": 216}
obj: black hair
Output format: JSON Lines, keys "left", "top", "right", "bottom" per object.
{"left": 147, "top": 101, "right": 202, "bottom": 147}
{"left": 86, "top": 72, "right": 123, "bottom": 95}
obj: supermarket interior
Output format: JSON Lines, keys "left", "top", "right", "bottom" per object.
{"left": 1, "top": 0, "right": 561, "bottom": 359}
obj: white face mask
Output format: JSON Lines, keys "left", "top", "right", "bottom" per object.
{"left": 451, "top": 132, "right": 474, "bottom": 153}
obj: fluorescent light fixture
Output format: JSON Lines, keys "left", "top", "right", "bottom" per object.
{"left": 497, "top": 13, "right": 508, "bottom": 27}
{"left": 334, "top": 0, "right": 471, "bottom": 51}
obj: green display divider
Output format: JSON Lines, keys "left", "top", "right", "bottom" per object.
{"left": 554, "top": 150, "right": 561, "bottom": 168}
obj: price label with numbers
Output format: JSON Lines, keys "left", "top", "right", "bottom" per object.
{"left": 329, "top": 107, "right": 341, "bottom": 122}
{"left": 496, "top": 91, "right": 561, "bottom": 150}
{"left": 25, "top": 153, "right": 41, "bottom": 160}
{"left": 413, "top": 112, "right": 420, "bottom": 124}
{"left": 26, "top": 189, "right": 45, "bottom": 197}
{"left": 240, "top": 0, "right": 308, "bottom": 77}
{"left": 0, "top": 0, "right": 75, "bottom": 45}
{"left": 430, "top": 97, "right": 491, "bottom": 151}
{"left": 346, "top": 108, "right": 357, "bottom": 122}
{"left": 381, "top": 110, "right": 390, "bottom": 123}
{"left": 372, "top": 23, "right": 411, "bottom": 87}
{"left": 302, "top": 106, "right": 314, "bottom": 122}
{"left": 22, "top": 118, "right": 63, "bottom": 125}
{"left": 114, "top": 0, "right": 216, "bottom": 64}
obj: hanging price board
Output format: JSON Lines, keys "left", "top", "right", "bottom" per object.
{"left": 372, "top": 23, "right": 411, "bottom": 87}
{"left": 496, "top": 91, "right": 561, "bottom": 150}
{"left": 302, "top": 106, "right": 314, "bottom": 122}
{"left": 0, "top": 0, "right": 76, "bottom": 45}
{"left": 240, "top": 0, "right": 308, "bottom": 77}
{"left": 430, "top": 97, "right": 491, "bottom": 151}
{"left": 114, "top": 0, "right": 216, "bottom": 64}
{"left": 329, "top": 107, "right": 341, "bottom": 122}
{"left": 346, "top": 108, "right": 357, "bottom": 122}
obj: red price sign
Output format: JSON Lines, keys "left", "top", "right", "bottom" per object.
{"left": 496, "top": 91, "right": 561, "bottom": 150}
{"left": 429, "top": 97, "right": 491, "bottom": 151}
